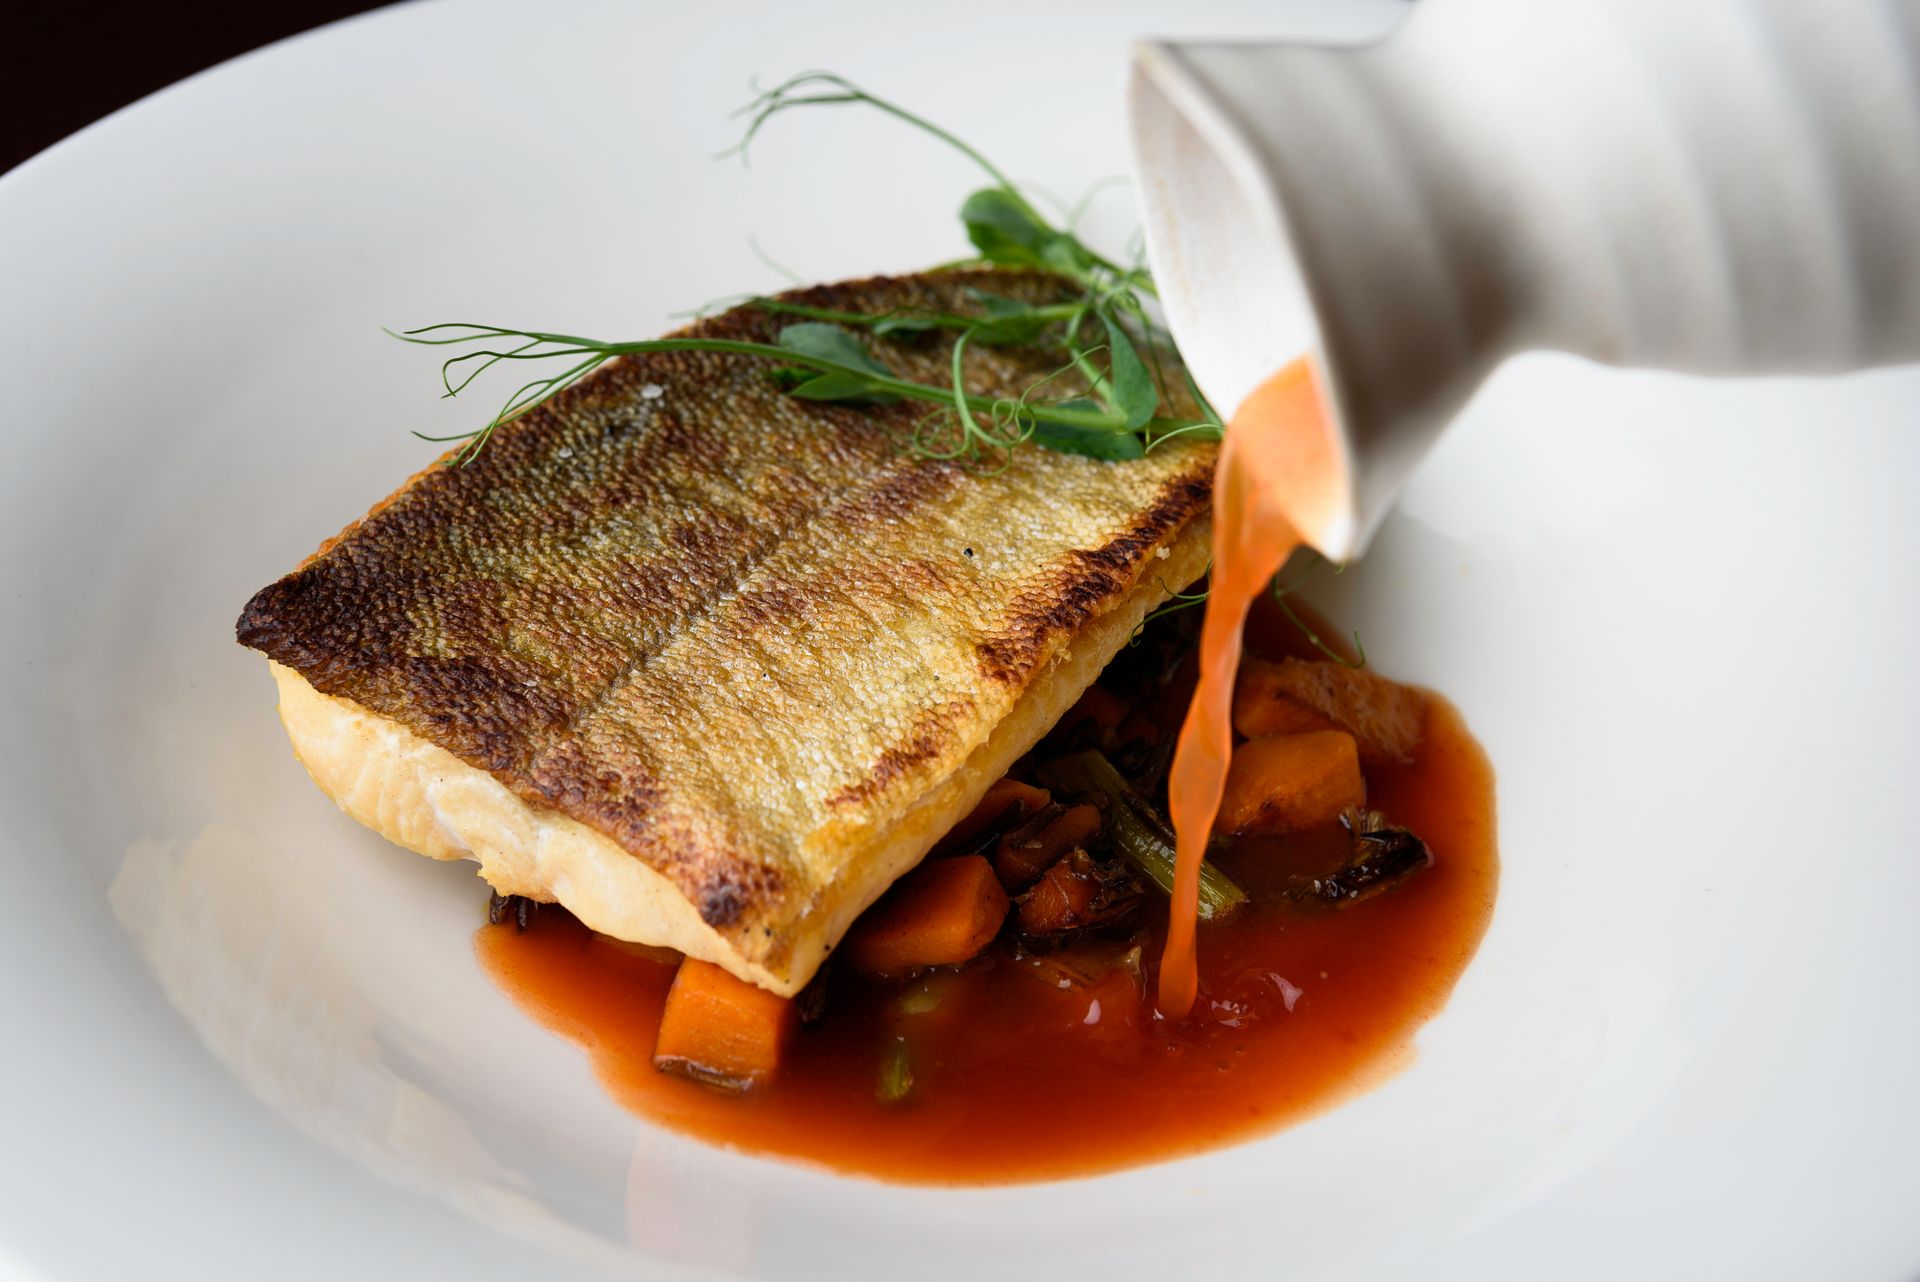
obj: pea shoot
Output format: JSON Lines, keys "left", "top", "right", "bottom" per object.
{"left": 392, "top": 71, "right": 1225, "bottom": 467}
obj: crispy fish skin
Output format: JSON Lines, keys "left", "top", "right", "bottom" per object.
{"left": 238, "top": 270, "right": 1214, "bottom": 994}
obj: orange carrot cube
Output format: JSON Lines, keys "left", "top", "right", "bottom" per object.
{"left": 843, "top": 854, "right": 1009, "bottom": 976}
{"left": 1234, "top": 657, "right": 1425, "bottom": 764}
{"left": 933, "top": 778, "right": 1051, "bottom": 855}
{"left": 652, "top": 959, "right": 796, "bottom": 1091}
{"left": 1217, "top": 730, "right": 1365, "bottom": 835}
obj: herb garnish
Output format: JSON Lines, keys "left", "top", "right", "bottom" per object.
{"left": 391, "top": 71, "right": 1363, "bottom": 664}
{"left": 392, "top": 72, "right": 1223, "bottom": 466}
{"left": 1271, "top": 552, "right": 1368, "bottom": 669}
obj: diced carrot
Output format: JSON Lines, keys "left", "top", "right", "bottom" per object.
{"left": 843, "top": 854, "right": 1009, "bottom": 977}
{"left": 652, "top": 959, "right": 796, "bottom": 1091}
{"left": 933, "top": 777, "right": 1051, "bottom": 855}
{"left": 1017, "top": 856, "right": 1101, "bottom": 933}
{"left": 1217, "top": 730, "right": 1365, "bottom": 836}
{"left": 1234, "top": 657, "right": 1341, "bottom": 739}
{"left": 1015, "top": 850, "right": 1138, "bottom": 934}
{"left": 1233, "top": 657, "right": 1425, "bottom": 764}
{"left": 994, "top": 802, "right": 1102, "bottom": 889}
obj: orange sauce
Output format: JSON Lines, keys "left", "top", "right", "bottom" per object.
{"left": 1162, "top": 358, "right": 1343, "bottom": 1015}
{"left": 477, "top": 358, "right": 1497, "bottom": 1181}
{"left": 478, "top": 604, "right": 1497, "bottom": 1184}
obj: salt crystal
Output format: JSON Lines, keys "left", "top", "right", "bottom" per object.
{"left": 640, "top": 383, "right": 665, "bottom": 400}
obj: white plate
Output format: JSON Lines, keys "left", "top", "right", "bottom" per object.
{"left": 4, "top": 2, "right": 1918, "bottom": 1279}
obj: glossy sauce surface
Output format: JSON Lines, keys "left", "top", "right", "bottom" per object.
{"left": 477, "top": 594, "right": 1498, "bottom": 1184}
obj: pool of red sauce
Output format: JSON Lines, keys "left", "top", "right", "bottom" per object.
{"left": 477, "top": 595, "right": 1498, "bottom": 1183}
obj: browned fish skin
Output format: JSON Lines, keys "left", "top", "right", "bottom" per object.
{"left": 238, "top": 269, "right": 1214, "bottom": 974}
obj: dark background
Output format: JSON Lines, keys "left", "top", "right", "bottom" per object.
{"left": 4, "top": 0, "right": 392, "bottom": 175}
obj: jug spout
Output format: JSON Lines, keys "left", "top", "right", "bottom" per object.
{"left": 1129, "top": 34, "right": 1494, "bottom": 563}
{"left": 1129, "top": 0, "right": 1920, "bottom": 561}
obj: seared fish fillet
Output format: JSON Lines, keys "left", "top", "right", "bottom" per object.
{"left": 238, "top": 270, "right": 1213, "bottom": 995}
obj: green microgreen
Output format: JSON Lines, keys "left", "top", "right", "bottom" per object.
{"left": 772, "top": 322, "right": 901, "bottom": 402}
{"left": 1100, "top": 311, "right": 1157, "bottom": 430}
{"left": 1271, "top": 552, "right": 1368, "bottom": 669}
{"left": 394, "top": 319, "right": 1148, "bottom": 461}
{"left": 747, "top": 233, "right": 806, "bottom": 285}
{"left": 1131, "top": 580, "right": 1211, "bottom": 644}
{"left": 387, "top": 71, "right": 1360, "bottom": 667}
{"left": 394, "top": 71, "right": 1213, "bottom": 466}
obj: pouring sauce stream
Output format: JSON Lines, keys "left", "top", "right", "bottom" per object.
{"left": 1160, "top": 357, "right": 1343, "bottom": 1017}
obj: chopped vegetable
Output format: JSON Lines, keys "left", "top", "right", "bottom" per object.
{"left": 892, "top": 982, "right": 945, "bottom": 1016}
{"left": 842, "top": 854, "right": 1009, "bottom": 976}
{"left": 1233, "top": 657, "right": 1426, "bottom": 764}
{"left": 1103, "top": 795, "right": 1243, "bottom": 915}
{"left": 1231, "top": 660, "right": 1339, "bottom": 739}
{"left": 487, "top": 892, "right": 540, "bottom": 931}
{"left": 1294, "top": 807, "right": 1433, "bottom": 904}
{"left": 1012, "top": 857, "right": 1094, "bottom": 933}
{"left": 1217, "top": 731, "right": 1365, "bottom": 836}
{"left": 994, "top": 802, "right": 1102, "bottom": 889}
{"left": 1037, "top": 749, "right": 1248, "bottom": 920}
{"left": 652, "top": 959, "right": 797, "bottom": 1092}
{"left": 933, "top": 777, "right": 1051, "bottom": 855}
{"left": 1015, "top": 850, "right": 1140, "bottom": 934}
{"left": 876, "top": 1036, "right": 915, "bottom": 1105}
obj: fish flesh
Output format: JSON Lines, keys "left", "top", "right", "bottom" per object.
{"left": 238, "top": 269, "right": 1213, "bottom": 995}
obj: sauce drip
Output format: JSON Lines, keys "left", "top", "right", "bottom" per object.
{"left": 1161, "top": 358, "right": 1343, "bottom": 1017}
